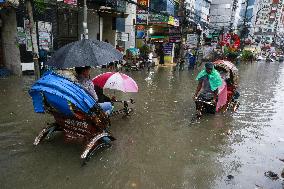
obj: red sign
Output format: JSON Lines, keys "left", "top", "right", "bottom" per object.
{"left": 136, "top": 25, "right": 145, "bottom": 30}
{"left": 137, "top": 0, "right": 148, "bottom": 14}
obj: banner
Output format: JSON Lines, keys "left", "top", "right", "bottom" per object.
{"left": 136, "top": 14, "right": 147, "bottom": 25}
{"left": 148, "top": 14, "right": 168, "bottom": 24}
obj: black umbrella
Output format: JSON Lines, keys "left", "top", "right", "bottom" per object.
{"left": 45, "top": 39, "right": 123, "bottom": 69}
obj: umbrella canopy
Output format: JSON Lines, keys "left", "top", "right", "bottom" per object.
{"left": 92, "top": 72, "right": 138, "bottom": 93}
{"left": 46, "top": 39, "right": 123, "bottom": 69}
{"left": 213, "top": 60, "right": 239, "bottom": 86}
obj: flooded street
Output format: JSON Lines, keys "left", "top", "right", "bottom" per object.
{"left": 1, "top": 62, "right": 284, "bottom": 189}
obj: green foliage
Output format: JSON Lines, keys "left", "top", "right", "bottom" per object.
{"left": 224, "top": 46, "right": 239, "bottom": 61}
{"left": 34, "top": 0, "right": 46, "bottom": 14}
{"left": 139, "top": 44, "right": 150, "bottom": 57}
{"left": 241, "top": 50, "right": 254, "bottom": 61}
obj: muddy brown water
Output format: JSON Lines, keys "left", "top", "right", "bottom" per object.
{"left": 0, "top": 62, "right": 284, "bottom": 189}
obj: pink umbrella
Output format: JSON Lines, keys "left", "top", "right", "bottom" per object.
{"left": 92, "top": 72, "right": 138, "bottom": 93}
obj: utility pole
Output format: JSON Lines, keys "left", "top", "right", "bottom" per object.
{"left": 26, "top": 0, "right": 40, "bottom": 80}
{"left": 178, "top": 0, "right": 185, "bottom": 61}
{"left": 83, "top": 0, "right": 88, "bottom": 39}
{"left": 240, "top": 0, "right": 249, "bottom": 50}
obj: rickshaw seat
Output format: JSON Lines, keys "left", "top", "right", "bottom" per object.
{"left": 29, "top": 71, "right": 112, "bottom": 117}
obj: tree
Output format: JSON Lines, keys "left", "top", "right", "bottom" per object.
{"left": 26, "top": 0, "right": 40, "bottom": 80}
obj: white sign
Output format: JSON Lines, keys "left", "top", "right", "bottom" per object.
{"left": 117, "top": 32, "right": 129, "bottom": 42}
{"left": 186, "top": 34, "right": 198, "bottom": 47}
{"left": 174, "top": 18, "right": 179, "bottom": 27}
{"left": 38, "top": 21, "right": 52, "bottom": 51}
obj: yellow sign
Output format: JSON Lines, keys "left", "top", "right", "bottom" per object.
{"left": 168, "top": 16, "right": 175, "bottom": 26}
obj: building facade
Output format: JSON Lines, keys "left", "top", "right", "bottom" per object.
{"left": 209, "top": 0, "right": 241, "bottom": 32}
{"left": 254, "top": 0, "right": 284, "bottom": 45}
{"left": 194, "top": 0, "right": 211, "bottom": 29}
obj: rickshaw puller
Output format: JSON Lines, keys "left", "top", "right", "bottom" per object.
{"left": 193, "top": 62, "right": 222, "bottom": 115}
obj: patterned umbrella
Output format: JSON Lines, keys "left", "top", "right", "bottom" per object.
{"left": 46, "top": 39, "right": 123, "bottom": 69}
{"left": 92, "top": 72, "right": 138, "bottom": 93}
{"left": 213, "top": 60, "right": 239, "bottom": 86}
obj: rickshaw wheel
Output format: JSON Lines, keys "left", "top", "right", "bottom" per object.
{"left": 33, "top": 123, "right": 59, "bottom": 145}
{"left": 82, "top": 140, "right": 112, "bottom": 166}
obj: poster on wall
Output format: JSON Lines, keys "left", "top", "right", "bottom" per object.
{"left": 24, "top": 19, "right": 32, "bottom": 51}
{"left": 17, "top": 27, "right": 26, "bottom": 45}
{"left": 38, "top": 21, "right": 53, "bottom": 51}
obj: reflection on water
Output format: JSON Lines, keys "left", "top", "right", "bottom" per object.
{"left": 0, "top": 62, "right": 284, "bottom": 188}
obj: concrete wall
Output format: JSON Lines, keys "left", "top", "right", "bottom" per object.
{"left": 1, "top": 9, "right": 21, "bottom": 75}
{"left": 103, "top": 16, "right": 116, "bottom": 46}
{"left": 78, "top": 9, "right": 101, "bottom": 40}
{"left": 124, "top": 3, "right": 136, "bottom": 50}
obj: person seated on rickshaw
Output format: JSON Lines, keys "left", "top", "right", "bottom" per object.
{"left": 75, "top": 66, "right": 99, "bottom": 101}
{"left": 193, "top": 62, "right": 222, "bottom": 116}
{"left": 94, "top": 85, "right": 117, "bottom": 104}
{"left": 75, "top": 66, "right": 112, "bottom": 115}
{"left": 216, "top": 68, "right": 240, "bottom": 108}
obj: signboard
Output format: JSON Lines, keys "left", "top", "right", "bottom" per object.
{"left": 136, "top": 14, "right": 147, "bottom": 25}
{"left": 148, "top": 14, "right": 168, "bottom": 24}
{"left": 136, "top": 30, "right": 145, "bottom": 39}
{"left": 169, "top": 36, "right": 181, "bottom": 43}
{"left": 163, "top": 43, "right": 173, "bottom": 56}
{"left": 174, "top": 18, "right": 179, "bottom": 27}
{"left": 38, "top": 21, "right": 52, "bottom": 50}
{"left": 136, "top": 0, "right": 148, "bottom": 14}
{"left": 136, "top": 25, "right": 145, "bottom": 30}
{"left": 64, "top": 0, "right": 77, "bottom": 5}
{"left": 117, "top": 32, "right": 129, "bottom": 41}
{"left": 168, "top": 16, "right": 174, "bottom": 26}
{"left": 169, "top": 28, "right": 180, "bottom": 35}
{"left": 186, "top": 34, "right": 198, "bottom": 47}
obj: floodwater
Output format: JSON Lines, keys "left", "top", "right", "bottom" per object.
{"left": 0, "top": 62, "right": 284, "bottom": 189}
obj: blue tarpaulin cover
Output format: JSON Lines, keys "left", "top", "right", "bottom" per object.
{"left": 29, "top": 71, "right": 97, "bottom": 116}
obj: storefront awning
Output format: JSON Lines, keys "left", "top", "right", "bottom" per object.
{"left": 150, "top": 36, "right": 165, "bottom": 39}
